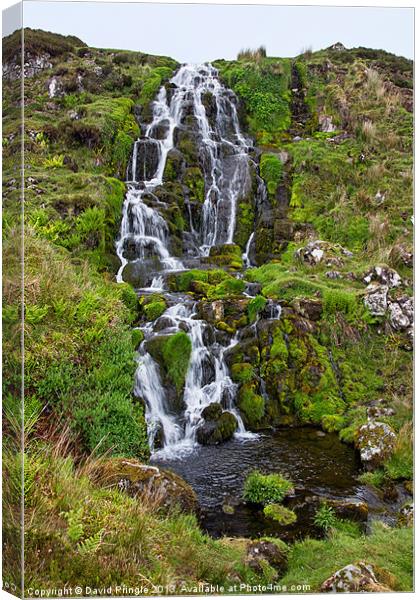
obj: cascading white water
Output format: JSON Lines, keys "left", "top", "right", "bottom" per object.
{"left": 170, "top": 64, "right": 251, "bottom": 252}
{"left": 242, "top": 232, "right": 255, "bottom": 268}
{"left": 135, "top": 302, "right": 253, "bottom": 458}
{"left": 119, "top": 63, "right": 264, "bottom": 456}
{"left": 116, "top": 84, "right": 184, "bottom": 284}
{"left": 116, "top": 63, "right": 254, "bottom": 284}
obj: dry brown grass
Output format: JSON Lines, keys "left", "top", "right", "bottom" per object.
{"left": 237, "top": 45, "right": 266, "bottom": 62}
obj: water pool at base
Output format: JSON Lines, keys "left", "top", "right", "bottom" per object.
{"left": 152, "top": 427, "right": 406, "bottom": 540}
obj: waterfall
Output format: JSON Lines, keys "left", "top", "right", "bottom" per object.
{"left": 118, "top": 63, "right": 265, "bottom": 456}
{"left": 242, "top": 232, "right": 255, "bottom": 268}
{"left": 170, "top": 64, "right": 251, "bottom": 252}
{"left": 135, "top": 302, "right": 253, "bottom": 458}
{"left": 116, "top": 63, "right": 254, "bottom": 283}
{"left": 116, "top": 84, "right": 184, "bottom": 284}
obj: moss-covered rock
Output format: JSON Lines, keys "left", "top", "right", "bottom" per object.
{"left": 205, "top": 244, "right": 244, "bottom": 269}
{"left": 196, "top": 406, "right": 237, "bottom": 445}
{"left": 355, "top": 421, "right": 397, "bottom": 470}
{"left": 237, "top": 383, "right": 266, "bottom": 429}
{"left": 263, "top": 503, "right": 297, "bottom": 526}
{"left": 91, "top": 458, "right": 198, "bottom": 513}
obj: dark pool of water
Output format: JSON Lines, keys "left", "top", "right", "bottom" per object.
{"left": 152, "top": 427, "right": 404, "bottom": 540}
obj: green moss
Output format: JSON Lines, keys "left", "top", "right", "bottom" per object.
{"left": 183, "top": 167, "right": 205, "bottom": 202}
{"left": 231, "top": 363, "right": 254, "bottom": 384}
{"left": 243, "top": 470, "right": 294, "bottom": 505}
{"left": 260, "top": 153, "right": 283, "bottom": 198}
{"left": 263, "top": 503, "right": 297, "bottom": 526}
{"left": 131, "top": 329, "right": 144, "bottom": 349}
{"left": 138, "top": 66, "right": 174, "bottom": 108}
{"left": 238, "top": 384, "right": 265, "bottom": 426}
{"left": 162, "top": 331, "right": 192, "bottom": 392}
{"left": 321, "top": 414, "right": 346, "bottom": 433}
{"left": 247, "top": 294, "right": 266, "bottom": 323}
{"left": 215, "top": 58, "right": 292, "bottom": 143}
{"left": 144, "top": 300, "right": 166, "bottom": 321}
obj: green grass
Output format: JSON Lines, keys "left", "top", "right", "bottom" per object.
{"left": 280, "top": 522, "right": 413, "bottom": 592}
{"left": 2, "top": 437, "right": 275, "bottom": 596}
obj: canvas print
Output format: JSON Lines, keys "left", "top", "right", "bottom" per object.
{"left": 2, "top": 1, "right": 414, "bottom": 596}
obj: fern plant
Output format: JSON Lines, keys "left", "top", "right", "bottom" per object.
{"left": 62, "top": 507, "right": 84, "bottom": 542}
{"left": 77, "top": 529, "right": 104, "bottom": 555}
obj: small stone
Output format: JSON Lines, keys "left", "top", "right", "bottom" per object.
{"left": 389, "top": 302, "right": 411, "bottom": 330}
{"left": 325, "top": 270, "right": 342, "bottom": 279}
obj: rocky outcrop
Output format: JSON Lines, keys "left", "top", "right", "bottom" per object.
{"left": 295, "top": 240, "right": 353, "bottom": 266}
{"left": 363, "top": 265, "right": 402, "bottom": 288}
{"left": 3, "top": 53, "right": 52, "bottom": 81}
{"left": 321, "top": 562, "right": 391, "bottom": 593}
{"left": 364, "top": 284, "right": 389, "bottom": 316}
{"left": 364, "top": 283, "right": 413, "bottom": 336}
{"left": 91, "top": 458, "right": 198, "bottom": 513}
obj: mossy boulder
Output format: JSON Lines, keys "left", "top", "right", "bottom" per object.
{"left": 91, "top": 458, "right": 198, "bottom": 514}
{"left": 320, "top": 562, "right": 391, "bottom": 593}
{"left": 145, "top": 331, "right": 192, "bottom": 411}
{"left": 139, "top": 294, "right": 167, "bottom": 322}
{"left": 205, "top": 244, "right": 243, "bottom": 269}
{"left": 196, "top": 404, "right": 237, "bottom": 445}
{"left": 355, "top": 421, "right": 397, "bottom": 470}
{"left": 263, "top": 503, "right": 297, "bottom": 526}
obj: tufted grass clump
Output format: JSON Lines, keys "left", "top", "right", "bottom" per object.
{"left": 247, "top": 294, "right": 267, "bottom": 323}
{"left": 313, "top": 502, "right": 338, "bottom": 531}
{"left": 243, "top": 470, "right": 294, "bottom": 505}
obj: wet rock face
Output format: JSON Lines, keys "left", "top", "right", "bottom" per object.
{"left": 355, "top": 421, "right": 397, "bottom": 469}
{"left": 134, "top": 140, "right": 162, "bottom": 181}
{"left": 321, "top": 562, "right": 390, "bottom": 593}
{"left": 246, "top": 540, "right": 288, "bottom": 576}
{"left": 91, "top": 458, "right": 198, "bottom": 513}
